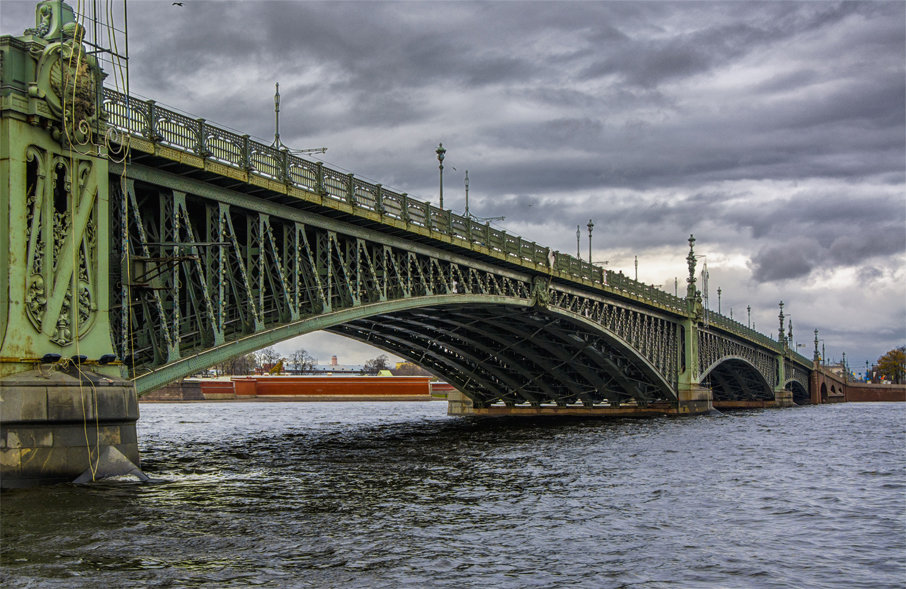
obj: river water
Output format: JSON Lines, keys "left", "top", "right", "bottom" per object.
{"left": 1, "top": 401, "right": 904, "bottom": 588}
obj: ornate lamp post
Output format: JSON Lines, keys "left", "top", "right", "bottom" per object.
{"left": 576, "top": 226, "right": 581, "bottom": 258}
{"left": 587, "top": 219, "right": 594, "bottom": 264}
{"left": 435, "top": 143, "right": 446, "bottom": 209}
{"left": 717, "top": 287, "right": 722, "bottom": 314}
{"left": 464, "top": 170, "right": 470, "bottom": 218}
{"left": 778, "top": 301, "right": 786, "bottom": 345}
{"left": 747, "top": 305, "right": 751, "bottom": 328}
{"left": 634, "top": 255, "right": 638, "bottom": 281}
{"left": 686, "top": 234, "right": 697, "bottom": 299}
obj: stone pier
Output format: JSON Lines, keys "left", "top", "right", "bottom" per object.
{"left": 0, "top": 367, "right": 140, "bottom": 488}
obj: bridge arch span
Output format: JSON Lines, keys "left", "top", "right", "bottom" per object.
{"left": 701, "top": 356, "right": 774, "bottom": 402}
{"left": 784, "top": 379, "right": 809, "bottom": 405}
{"left": 334, "top": 302, "right": 678, "bottom": 408}
{"left": 136, "top": 294, "right": 678, "bottom": 408}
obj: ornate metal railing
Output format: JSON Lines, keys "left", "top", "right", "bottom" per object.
{"left": 101, "top": 87, "right": 804, "bottom": 361}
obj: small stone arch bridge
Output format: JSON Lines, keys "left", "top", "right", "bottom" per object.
{"left": 0, "top": 7, "right": 812, "bottom": 485}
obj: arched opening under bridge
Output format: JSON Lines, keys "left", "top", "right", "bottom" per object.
{"left": 329, "top": 303, "right": 678, "bottom": 409}
{"left": 786, "top": 380, "right": 809, "bottom": 405}
{"left": 703, "top": 358, "right": 774, "bottom": 404}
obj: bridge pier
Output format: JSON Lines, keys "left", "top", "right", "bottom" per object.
{"left": 447, "top": 389, "right": 475, "bottom": 415}
{"left": 447, "top": 389, "right": 715, "bottom": 417}
{"left": 676, "top": 384, "right": 713, "bottom": 414}
{"left": 1, "top": 6, "right": 143, "bottom": 487}
{"left": 1, "top": 368, "right": 140, "bottom": 488}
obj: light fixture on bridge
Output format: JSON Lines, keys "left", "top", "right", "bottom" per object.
{"left": 587, "top": 219, "right": 594, "bottom": 264}
{"left": 98, "top": 354, "right": 118, "bottom": 365}
{"left": 41, "top": 353, "right": 62, "bottom": 364}
{"left": 269, "top": 82, "right": 327, "bottom": 156}
{"left": 70, "top": 355, "right": 88, "bottom": 365}
{"left": 436, "top": 143, "right": 446, "bottom": 209}
{"left": 464, "top": 170, "right": 470, "bottom": 218}
{"left": 717, "top": 287, "right": 722, "bottom": 314}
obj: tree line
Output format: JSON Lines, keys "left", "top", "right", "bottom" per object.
{"left": 208, "top": 348, "right": 432, "bottom": 377}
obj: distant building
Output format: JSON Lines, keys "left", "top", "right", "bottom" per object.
{"left": 285, "top": 355, "right": 364, "bottom": 375}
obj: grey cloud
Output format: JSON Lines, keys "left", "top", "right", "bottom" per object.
{"left": 750, "top": 243, "right": 816, "bottom": 282}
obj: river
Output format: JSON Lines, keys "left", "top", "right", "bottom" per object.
{"left": 1, "top": 401, "right": 904, "bottom": 588}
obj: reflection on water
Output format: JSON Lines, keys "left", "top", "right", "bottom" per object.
{"left": 2, "top": 401, "right": 905, "bottom": 588}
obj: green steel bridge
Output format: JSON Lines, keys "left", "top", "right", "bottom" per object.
{"left": 0, "top": 2, "right": 815, "bottom": 485}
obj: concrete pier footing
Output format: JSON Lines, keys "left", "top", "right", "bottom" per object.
{"left": 773, "top": 388, "right": 795, "bottom": 407}
{"left": 447, "top": 389, "right": 716, "bottom": 417}
{"left": 0, "top": 368, "right": 140, "bottom": 488}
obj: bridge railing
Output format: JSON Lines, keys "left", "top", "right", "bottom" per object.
{"left": 100, "top": 88, "right": 703, "bottom": 317}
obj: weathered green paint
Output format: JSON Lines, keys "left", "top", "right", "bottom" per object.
{"left": 1, "top": 3, "right": 115, "bottom": 378}
{"left": 1, "top": 2, "right": 139, "bottom": 487}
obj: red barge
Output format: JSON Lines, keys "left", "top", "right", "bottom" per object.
{"left": 200, "top": 374, "right": 436, "bottom": 401}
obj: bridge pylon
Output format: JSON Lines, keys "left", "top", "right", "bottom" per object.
{"left": 675, "top": 235, "right": 713, "bottom": 414}
{"left": 0, "top": 3, "right": 141, "bottom": 487}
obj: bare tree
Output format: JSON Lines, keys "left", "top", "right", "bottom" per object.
{"left": 289, "top": 348, "right": 316, "bottom": 373}
{"left": 362, "top": 354, "right": 390, "bottom": 375}
{"left": 256, "top": 347, "right": 282, "bottom": 372}
{"left": 213, "top": 353, "right": 257, "bottom": 376}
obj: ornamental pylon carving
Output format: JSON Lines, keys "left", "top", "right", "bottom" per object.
{"left": 27, "top": 1, "right": 104, "bottom": 145}
{"left": 23, "top": 147, "right": 98, "bottom": 346}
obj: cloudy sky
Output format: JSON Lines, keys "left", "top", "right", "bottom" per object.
{"left": 4, "top": 1, "right": 904, "bottom": 374}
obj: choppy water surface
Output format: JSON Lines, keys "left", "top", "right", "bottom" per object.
{"left": 2, "top": 401, "right": 904, "bottom": 588}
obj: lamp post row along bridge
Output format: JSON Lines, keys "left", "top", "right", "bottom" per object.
{"left": 1, "top": 2, "right": 818, "bottom": 487}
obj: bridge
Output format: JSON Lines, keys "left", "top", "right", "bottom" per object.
{"left": 1, "top": 2, "right": 816, "bottom": 487}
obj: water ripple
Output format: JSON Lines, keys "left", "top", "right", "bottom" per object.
{"left": 2, "top": 401, "right": 904, "bottom": 588}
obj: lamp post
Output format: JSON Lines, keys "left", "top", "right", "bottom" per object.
{"left": 576, "top": 225, "right": 580, "bottom": 258}
{"left": 717, "top": 287, "right": 722, "bottom": 314}
{"left": 778, "top": 301, "right": 785, "bottom": 345}
{"left": 747, "top": 305, "right": 751, "bottom": 328}
{"left": 587, "top": 219, "right": 594, "bottom": 264}
{"left": 435, "top": 143, "right": 446, "bottom": 209}
{"left": 464, "top": 170, "right": 470, "bottom": 218}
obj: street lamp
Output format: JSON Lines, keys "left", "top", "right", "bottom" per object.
{"left": 576, "top": 225, "right": 580, "bottom": 258}
{"left": 717, "top": 287, "right": 722, "bottom": 315}
{"left": 634, "top": 255, "right": 638, "bottom": 281}
{"left": 747, "top": 305, "right": 751, "bottom": 328}
{"left": 435, "top": 143, "right": 446, "bottom": 209}
{"left": 464, "top": 170, "right": 470, "bottom": 218}
{"left": 587, "top": 219, "right": 594, "bottom": 264}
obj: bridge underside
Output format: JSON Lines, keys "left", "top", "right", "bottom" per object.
{"left": 706, "top": 358, "right": 774, "bottom": 403}
{"left": 787, "top": 380, "right": 810, "bottom": 405}
{"left": 331, "top": 304, "right": 675, "bottom": 409}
